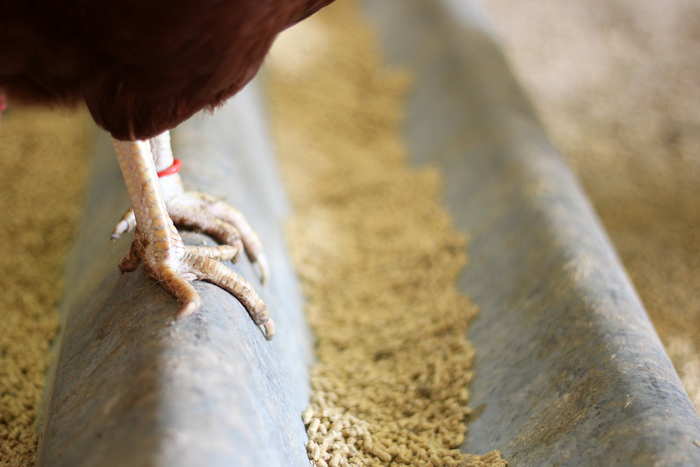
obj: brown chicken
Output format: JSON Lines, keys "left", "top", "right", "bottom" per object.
{"left": 0, "top": 0, "right": 335, "bottom": 339}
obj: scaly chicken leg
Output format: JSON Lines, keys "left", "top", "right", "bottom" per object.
{"left": 112, "top": 136, "right": 275, "bottom": 339}
{"left": 113, "top": 133, "right": 269, "bottom": 282}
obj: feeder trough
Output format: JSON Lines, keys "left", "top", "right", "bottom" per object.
{"left": 36, "top": 0, "right": 700, "bottom": 466}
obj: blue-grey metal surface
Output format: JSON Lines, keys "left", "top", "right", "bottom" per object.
{"left": 36, "top": 82, "right": 313, "bottom": 467}
{"left": 365, "top": 0, "right": 700, "bottom": 465}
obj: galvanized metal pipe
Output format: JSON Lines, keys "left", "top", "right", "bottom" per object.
{"left": 36, "top": 82, "right": 313, "bottom": 467}
{"left": 366, "top": 0, "right": 700, "bottom": 465}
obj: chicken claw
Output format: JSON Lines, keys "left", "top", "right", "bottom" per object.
{"left": 112, "top": 136, "right": 274, "bottom": 339}
{"left": 112, "top": 132, "right": 269, "bottom": 284}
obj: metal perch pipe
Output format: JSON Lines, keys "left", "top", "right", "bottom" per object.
{"left": 36, "top": 82, "right": 314, "bottom": 467}
{"left": 366, "top": 0, "right": 700, "bottom": 465}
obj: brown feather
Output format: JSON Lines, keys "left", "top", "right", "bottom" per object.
{"left": 0, "top": 0, "right": 334, "bottom": 140}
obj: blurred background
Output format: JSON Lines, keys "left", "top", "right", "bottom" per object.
{"left": 475, "top": 0, "right": 700, "bottom": 411}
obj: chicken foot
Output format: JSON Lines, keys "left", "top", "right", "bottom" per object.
{"left": 112, "top": 131, "right": 269, "bottom": 283}
{"left": 112, "top": 137, "right": 274, "bottom": 340}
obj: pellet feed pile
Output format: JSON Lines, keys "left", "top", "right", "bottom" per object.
{"left": 476, "top": 0, "right": 700, "bottom": 412}
{"left": 267, "top": 2, "right": 506, "bottom": 466}
{"left": 0, "top": 108, "right": 92, "bottom": 466}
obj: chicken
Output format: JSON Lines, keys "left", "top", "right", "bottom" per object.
{"left": 0, "top": 0, "right": 335, "bottom": 340}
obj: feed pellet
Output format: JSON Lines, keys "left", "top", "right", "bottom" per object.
{"left": 0, "top": 108, "right": 92, "bottom": 467}
{"left": 267, "top": 2, "right": 506, "bottom": 466}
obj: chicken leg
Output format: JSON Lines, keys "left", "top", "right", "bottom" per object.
{"left": 112, "top": 136, "right": 275, "bottom": 339}
{"left": 112, "top": 132, "right": 269, "bottom": 279}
